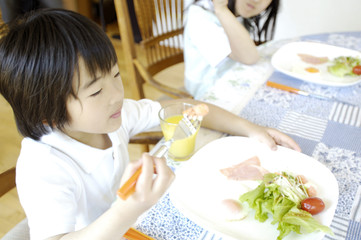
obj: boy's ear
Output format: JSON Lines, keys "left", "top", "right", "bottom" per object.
{"left": 43, "top": 119, "right": 58, "bottom": 128}
{"left": 42, "top": 120, "right": 50, "bottom": 126}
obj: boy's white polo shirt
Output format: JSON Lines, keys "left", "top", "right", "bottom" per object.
{"left": 16, "top": 99, "right": 161, "bottom": 239}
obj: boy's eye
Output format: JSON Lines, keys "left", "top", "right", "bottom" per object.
{"left": 90, "top": 89, "right": 102, "bottom": 97}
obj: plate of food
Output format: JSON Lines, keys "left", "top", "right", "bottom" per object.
{"left": 271, "top": 41, "right": 361, "bottom": 86}
{"left": 169, "top": 136, "right": 338, "bottom": 240}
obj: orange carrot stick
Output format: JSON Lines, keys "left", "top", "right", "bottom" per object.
{"left": 117, "top": 167, "right": 142, "bottom": 200}
{"left": 123, "top": 227, "right": 155, "bottom": 240}
{"left": 118, "top": 165, "right": 157, "bottom": 200}
{"left": 266, "top": 81, "right": 300, "bottom": 94}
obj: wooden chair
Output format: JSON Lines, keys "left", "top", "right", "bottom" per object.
{"left": 129, "top": 130, "right": 163, "bottom": 152}
{"left": 114, "top": 0, "right": 193, "bottom": 100}
{"left": 0, "top": 167, "right": 30, "bottom": 240}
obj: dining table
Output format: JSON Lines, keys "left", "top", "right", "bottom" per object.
{"left": 133, "top": 31, "right": 361, "bottom": 240}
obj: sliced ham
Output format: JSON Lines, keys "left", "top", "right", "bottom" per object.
{"left": 297, "top": 53, "right": 329, "bottom": 65}
{"left": 220, "top": 156, "right": 269, "bottom": 181}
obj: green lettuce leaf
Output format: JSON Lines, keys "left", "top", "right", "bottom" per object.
{"left": 282, "top": 206, "right": 333, "bottom": 235}
{"left": 272, "top": 197, "right": 295, "bottom": 224}
{"left": 277, "top": 222, "right": 300, "bottom": 240}
{"left": 328, "top": 63, "right": 352, "bottom": 77}
{"left": 239, "top": 182, "right": 265, "bottom": 209}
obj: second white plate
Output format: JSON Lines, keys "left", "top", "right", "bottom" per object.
{"left": 271, "top": 41, "right": 361, "bottom": 86}
{"left": 169, "top": 136, "right": 339, "bottom": 240}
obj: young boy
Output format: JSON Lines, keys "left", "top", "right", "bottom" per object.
{"left": 0, "top": 9, "right": 300, "bottom": 240}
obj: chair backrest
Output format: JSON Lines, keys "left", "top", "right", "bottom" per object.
{"left": 0, "top": 167, "right": 16, "bottom": 198}
{"left": 114, "top": 0, "right": 192, "bottom": 99}
{"left": 0, "top": 167, "right": 30, "bottom": 240}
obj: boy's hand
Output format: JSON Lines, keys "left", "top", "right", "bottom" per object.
{"left": 248, "top": 125, "right": 302, "bottom": 152}
{"left": 120, "top": 153, "right": 175, "bottom": 208}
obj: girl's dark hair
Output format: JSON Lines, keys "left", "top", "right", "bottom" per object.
{"left": 194, "top": 0, "right": 279, "bottom": 45}
{"left": 0, "top": 8, "right": 117, "bottom": 140}
{"left": 233, "top": 0, "right": 279, "bottom": 45}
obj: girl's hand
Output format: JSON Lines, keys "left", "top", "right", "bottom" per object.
{"left": 213, "top": 0, "right": 229, "bottom": 12}
{"left": 248, "top": 125, "right": 301, "bottom": 152}
{"left": 120, "top": 153, "right": 175, "bottom": 209}
{"left": 211, "top": 0, "right": 260, "bottom": 64}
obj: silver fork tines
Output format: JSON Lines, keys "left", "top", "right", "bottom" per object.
{"left": 180, "top": 115, "right": 201, "bottom": 135}
{"left": 150, "top": 114, "right": 202, "bottom": 158}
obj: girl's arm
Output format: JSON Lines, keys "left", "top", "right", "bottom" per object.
{"left": 213, "top": 0, "right": 259, "bottom": 64}
{"left": 160, "top": 98, "right": 301, "bottom": 152}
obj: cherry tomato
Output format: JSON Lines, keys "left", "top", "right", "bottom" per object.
{"left": 353, "top": 65, "right": 361, "bottom": 75}
{"left": 301, "top": 197, "right": 325, "bottom": 215}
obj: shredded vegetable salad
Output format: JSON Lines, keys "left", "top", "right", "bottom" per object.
{"left": 328, "top": 56, "right": 361, "bottom": 77}
{"left": 239, "top": 172, "right": 333, "bottom": 240}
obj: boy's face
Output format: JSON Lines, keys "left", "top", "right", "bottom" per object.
{"left": 235, "top": 0, "right": 272, "bottom": 18}
{"left": 64, "top": 58, "right": 124, "bottom": 138}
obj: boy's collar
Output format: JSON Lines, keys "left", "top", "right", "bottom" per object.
{"left": 41, "top": 129, "right": 116, "bottom": 174}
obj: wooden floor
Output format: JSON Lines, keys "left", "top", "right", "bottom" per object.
{"left": 0, "top": 18, "right": 183, "bottom": 237}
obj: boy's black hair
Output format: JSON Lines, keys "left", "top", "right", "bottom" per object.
{"left": 0, "top": 8, "right": 118, "bottom": 140}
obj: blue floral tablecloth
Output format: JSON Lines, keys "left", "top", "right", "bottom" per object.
{"left": 135, "top": 32, "right": 361, "bottom": 240}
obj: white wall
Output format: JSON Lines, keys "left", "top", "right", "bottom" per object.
{"left": 274, "top": 0, "right": 361, "bottom": 40}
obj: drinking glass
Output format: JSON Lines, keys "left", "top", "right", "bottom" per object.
{"left": 159, "top": 102, "right": 200, "bottom": 161}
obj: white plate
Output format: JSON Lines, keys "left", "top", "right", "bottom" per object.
{"left": 271, "top": 41, "right": 361, "bottom": 86}
{"left": 169, "top": 136, "right": 339, "bottom": 240}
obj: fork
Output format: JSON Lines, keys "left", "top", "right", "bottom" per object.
{"left": 150, "top": 114, "right": 203, "bottom": 157}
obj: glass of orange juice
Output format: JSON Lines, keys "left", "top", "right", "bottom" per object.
{"left": 159, "top": 102, "right": 200, "bottom": 161}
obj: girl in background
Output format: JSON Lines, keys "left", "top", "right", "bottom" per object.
{"left": 184, "top": 0, "right": 279, "bottom": 99}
